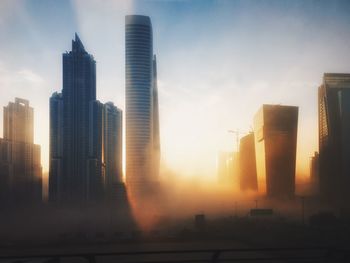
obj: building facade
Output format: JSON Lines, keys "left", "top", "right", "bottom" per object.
{"left": 104, "top": 102, "right": 123, "bottom": 186}
{"left": 239, "top": 133, "right": 258, "bottom": 191}
{"left": 254, "top": 104, "right": 298, "bottom": 199}
{"left": 125, "top": 15, "right": 160, "bottom": 195}
{"left": 49, "top": 34, "right": 102, "bottom": 203}
{"left": 318, "top": 73, "right": 350, "bottom": 210}
{"left": 49, "top": 37, "right": 123, "bottom": 203}
{"left": 0, "top": 98, "right": 42, "bottom": 204}
{"left": 49, "top": 92, "right": 63, "bottom": 202}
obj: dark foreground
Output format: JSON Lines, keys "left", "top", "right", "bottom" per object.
{"left": 0, "top": 241, "right": 349, "bottom": 263}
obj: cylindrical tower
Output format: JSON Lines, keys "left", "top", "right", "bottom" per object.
{"left": 125, "top": 15, "right": 153, "bottom": 194}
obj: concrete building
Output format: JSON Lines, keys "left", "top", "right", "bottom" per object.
{"left": 0, "top": 98, "right": 42, "bottom": 204}
{"left": 49, "top": 92, "right": 63, "bottom": 202}
{"left": 254, "top": 104, "right": 298, "bottom": 199}
{"left": 239, "top": 133, "right": 258, "bottom": 191}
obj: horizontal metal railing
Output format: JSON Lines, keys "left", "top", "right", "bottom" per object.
{"left": 0, "top": 247, "right": 349, "bottom": 263}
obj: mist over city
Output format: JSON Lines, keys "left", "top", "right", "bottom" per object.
{"left": 1, "top": 0, "right": 350, "bottom": 262}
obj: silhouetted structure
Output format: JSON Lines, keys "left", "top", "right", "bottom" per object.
{"left": 0, "top": 98, "right": 42, "bottom": 204}
{"left": 87, "top": 100, "right": 105, "bottom": 201}
{"left": 104, "top": 102, "right": 123, "bottom": 189}
{"left": 125, "top": 15, "right": 160, "bottom": 196}
{"left": 217, "top": 151, "right": 236, "bottom": 185}
{"left": 254, "top": 105, "right": 298, "bottom": 199}
{"left": 239, "top": 133, "right": 258, "bottom": 191}
{"left": 49, "top": 92, "right": 63, "bottom": 202}
{"left": 49, "top": 34, "right": 123, "bottom": 203}
{"left": 49, "top": 34, "right": 97, "bottom": 202}
{"left": 310, "top": 151, "right": 319, "bottom": 193}
{"left": 318, "top": 73, "right": 350, "bottom": 211}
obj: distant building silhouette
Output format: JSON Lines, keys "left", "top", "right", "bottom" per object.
{"left": 318, "top": 73, "right": 350, "bottom": 211}
{"left": 49, "top": 34, "right": 123, "bottom": 203}
{"left": 310, "top": 151, "right": 319, "bottom": 193}
{"left": 102, "top": 102, "right": 123, "bottom": 199}
{"left": 254, "top": 104, "right": 298, "bottom": 199}
{"left": 87, "top": 100, "right": 105, "bottom": 201}
{"left": 125, "top": 15, "right": 160, "bottom": 195}
{"left": 217, "top": 151, "right": 233, "bottom": 184}
{"left": 0, "top": 98, "right": 42, "bottom": 204}
{"left": 49, "top": 92, "right": 63, "bottom": 202}
{"left": 239, "top": 133, "right": 258, "bottom": 191}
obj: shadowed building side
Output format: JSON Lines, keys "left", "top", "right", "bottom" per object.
{"left": 103, "top": 102, "right": 123, "bottom": 198}
{"left": 87, "top": 100, "right": 105, "bottom": 201}
{"left": 318, "top": 73, "right": 350, "bottom": 213}
{"left": 62, "top": 33, "right": 96, "bottom": 202}
{"left": 49, "top": 34, "right": 124, "bottom": 203}
{"left": 239, "top": 133, "right": 258, "bottom": 191}
{"left": 49, "top": 92, "right": 63, "bottom": 202}
{"left": 254, "top": 104, "right": 298, "bottom": 199}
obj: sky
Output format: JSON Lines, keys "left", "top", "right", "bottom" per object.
{"left": 1, "top": 0, "right": 350, "bottom": 181}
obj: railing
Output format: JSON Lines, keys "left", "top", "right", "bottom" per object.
{"left": 0, "top": 247, "right": 349, "bottom": 263}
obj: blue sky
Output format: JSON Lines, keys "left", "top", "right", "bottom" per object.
{"left": 1, "top": 0, "right": 350, "bottom": 179}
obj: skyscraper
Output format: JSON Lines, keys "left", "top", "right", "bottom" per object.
{"left": 0, "top": 98, "right": 42, "bottom": 204}
{"left": 3, "top": 98, "right": 34, "bottom": 144}
{"left": 49, "top": 34, "right": 98, "bottom": 202}
{"left": 239, "top": 133, "right": 258, "bottom": 191}
{"left": 49, "top": 92, "right": 63, "bottom": 202}
{"left": 318, "top": 73, "right": 350, "bottom": 210}
{"left": 125, "top": 15, "right": 160, "bottom": 195}
{"left": 49, "top": 35, "right": 124, "bottom": 203}
{"left": 254, "top": 104, "right": 298, "bottom": 199}
{"left": 104, "top": 102, "right": 123, "bottom": 187}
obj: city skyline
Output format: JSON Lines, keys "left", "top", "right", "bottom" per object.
{"left": 1, "top": 0, "right": 350, "bottom": 182}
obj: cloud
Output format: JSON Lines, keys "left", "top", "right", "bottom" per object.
{"left": 18, "top": 69, "right": 44, "bottom": 84}
{"left": 0, "top": 64, "right": 45, "bottom": 91}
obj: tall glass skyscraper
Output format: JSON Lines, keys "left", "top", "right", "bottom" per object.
{"left": 319, "top": 73, "right": 350, "bottom": 211}
{"left": 50, "top": 34, "right": 124, "bottom": 203}
{"left": 49, "top": 34, "right": 97, "bottom": 202}
{"left": 125, "top": 15, "right": 160, "bottom": 194}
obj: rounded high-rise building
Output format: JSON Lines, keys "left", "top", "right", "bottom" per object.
{"left": 125, "top": 15, "right": 154, "bottom": 193}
